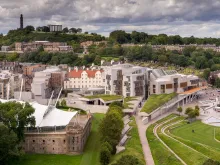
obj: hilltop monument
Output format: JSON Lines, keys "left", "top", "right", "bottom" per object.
{"left": 20, "top": 14, "right": 23, "bottom": 29}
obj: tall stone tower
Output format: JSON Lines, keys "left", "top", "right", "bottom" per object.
{"left": 20, "top": 14, "right": 23, "bottom": 29}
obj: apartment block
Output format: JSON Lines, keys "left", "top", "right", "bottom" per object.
{"left": 104, "top": 64, "right": 149, "bottom": 97}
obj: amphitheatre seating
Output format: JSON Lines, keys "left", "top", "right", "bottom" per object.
{"left": 124, "top": 118, "right": 130, "bottom": 125}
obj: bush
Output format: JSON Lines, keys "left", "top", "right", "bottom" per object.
{"left": 203, "top": 159, "right": 220, "bottom": 165}
{"left": 109, "top": 101, "right": 123, "bottom": 108}
{"left": 100, "top": 145, "right": 111, "bottom": 165}
{"left": 112, "top": 155, "right": 143, "bottom": 165}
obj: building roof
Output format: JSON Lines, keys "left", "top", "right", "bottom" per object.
{"left": 68, "top": 70, "right": 102, "bottom": 78}
{"left": 0, "top": 99, "right": 78, "bottom": 127}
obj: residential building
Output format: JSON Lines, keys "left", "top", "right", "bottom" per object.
{"left": 150, "top": 69, "right": 200, "bottom": 94}
{"left": 0, "top": 71, "right": 22, "bottom": 99}
{"left": 1, "top": 46, "right": 10, "bottom": 52}
{"left": 31, "top": 67, "right": 66, "bottom": 100}
{"left": 48, "top": 25, "right": 62, "bottom": 32}
{"left": 64, "top": 67, "right": 104, "bottom": 89}
{"left": 0, "top": 61, "right": 23, "bottom": 73}
{"left": 15, "top": 41, "right": 72, "bottom": 52}
{"left": 22, "top": 64, "right": 47, "bottom": 91}
{"left": 104, "top": 64, "right": 149, "bottom": 97}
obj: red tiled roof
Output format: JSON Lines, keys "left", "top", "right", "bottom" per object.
{"left": 68, "top": 70, "right": 102, "bottom": 78}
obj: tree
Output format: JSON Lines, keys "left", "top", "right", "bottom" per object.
{"left": 185, "top": 107, "right": 200, "bottom": 123}
{"left": 177, "top": 107, "right": 183, "bottom": 115}
{"left": 25, "top": 25, "right": 35, "bottom": 32}
{"left": 0, "top": 102, "right": 35, "bottom": 141}
{"left": 61, "top": 99, "right": 67, "bottom": 107}
{"left": 42, "top": 26, "right": 50, "bottom": 32}
{"left": 99, "top": 110, "right": 123, "bottom": 154}
{"left": 69, "top": 28, "right": 77, "bottom": 33}
{"left": 112, "top": 155, "right": 143, "bottom": 165}
{"left": 0, "top": 124, "right": 21, "bottom": 165}
{"left": 36, "top": 26, "right": 43, "bottom": 31}
{"left": 203, "top": 68, "right": 211, "bottom": 80}
{"left": 215, "top": 78, "right": 220, "bottom": 88}
{"left": 84, "top": 31, "right": 89, "bottom": 34}
{"left": 100, "top": 145, "right": 111, "bottom": 165}
{"left": 62, "top": 27, "right": 69, "bottom": 33}
{"left": 77, "top": 28, "right": 82, "bottom": 33}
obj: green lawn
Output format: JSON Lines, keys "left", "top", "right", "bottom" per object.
{"left": 147, "top": 114, "right": 220, "bottom": 165}
{"left": 110, "top": 117, "right": 145, "bottom": 165}
{"left": 171, "top": 120, "right": 220, "bottom": 151}
{"left": 158, "top": 118, "right": 207, "bottom": 165}
{"left": 146, "top": 114, "right": 182, "bottom": 165}
{"left": 84, "top": 95, "right": 123, "bottom": 102}
{"left": 10, "top": 113, "right": 105, "bottom": 165}
{"left": 141, "top": 93, "right": 177, "bottom": 114}
{"left": 216, "top": 128, "right": 220, "bottom": 141}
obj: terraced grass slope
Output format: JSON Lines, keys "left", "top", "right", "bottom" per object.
{"left": 141, "top": 93, "right": 177, "bottom": 114}
{"left": 146, "top": 114, "right": 182, "bottom": 165}
{"left": 147, "top": 114, "right": 220, "bottom": 165}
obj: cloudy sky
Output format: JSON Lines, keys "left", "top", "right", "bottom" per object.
{"left": 1, "top": 0, "right": 220, "bottom": 37}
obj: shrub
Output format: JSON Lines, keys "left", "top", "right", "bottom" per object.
{"left": 112, "top": 155, "right": 143, "bottom": 165}
{"left": 100, "top": 145, "right": 111, "bottom": 165}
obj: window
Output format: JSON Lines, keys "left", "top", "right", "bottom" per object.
{"left": 53, "top": 140, "right": 55, "bottom": 142}
{"left": 43, "top": 140, "right": 45, "bottom": 143}
{"left": 33, "top": 140, "right": 35, "bottom": 142}
{"left": 63, "top": 140, "right": 66, "bottom": 144}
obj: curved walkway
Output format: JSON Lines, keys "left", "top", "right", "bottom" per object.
{"left": 153, "top": 117, "right": 187, "bottom": 165}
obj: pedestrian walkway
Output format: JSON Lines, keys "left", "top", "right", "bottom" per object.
{"left": 135, "top": 103, "right": 178, "bottom": 165}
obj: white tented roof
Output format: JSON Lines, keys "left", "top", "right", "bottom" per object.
{"left": 0, "top": 99, "right": 78, "bottom": 127}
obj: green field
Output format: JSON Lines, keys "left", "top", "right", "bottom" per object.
{"left": 10, "top": 113, "right": 105, "bottom": 165}
{"left": 216, "top": 128, "right": 220, "bottom": 141}
{"left": 147, "top": 114, "right": 220, "bottom": 165}
{"left": 84, "top": 95, "right": 123, "bottom": 101}
{"left": 110, "top": 117, "right": 145, "bottom": 165}
{"left": 141, "top": 93, "right": 177, "bottom": 114}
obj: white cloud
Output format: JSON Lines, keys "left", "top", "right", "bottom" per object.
{"left": 0, "top": 0, "right": 220, "bottom": 37}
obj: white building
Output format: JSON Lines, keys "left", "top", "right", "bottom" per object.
{"left": 64, "top": 67, "right": 105, "bottom": 89}
{"left": 0, "top": 70, "right": 21, "bottom": 99}
{"left": 31, "top": 67, "right": 65, "bottom": 100}
{"left": 104, "top": 64, "right": 149, "bottom": 97}
{"left": 150, "top": 69, "right": 200, "bottom": 94}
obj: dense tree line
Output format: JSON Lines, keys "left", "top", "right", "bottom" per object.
{"left": 99, "top": 102, "right": 124, "bottom": 165}
{"left": 0, "top": 102, "right": 35, "bottom": 165}
{"left": 89, "top": 43, "right": 220, "bottom": 71}
{"left": 109, "top": 30, "right": 220, "bottom": 46}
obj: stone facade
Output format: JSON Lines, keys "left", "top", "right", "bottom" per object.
{"left": 23, "top": 115, "right": 92, "bottom": 154}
